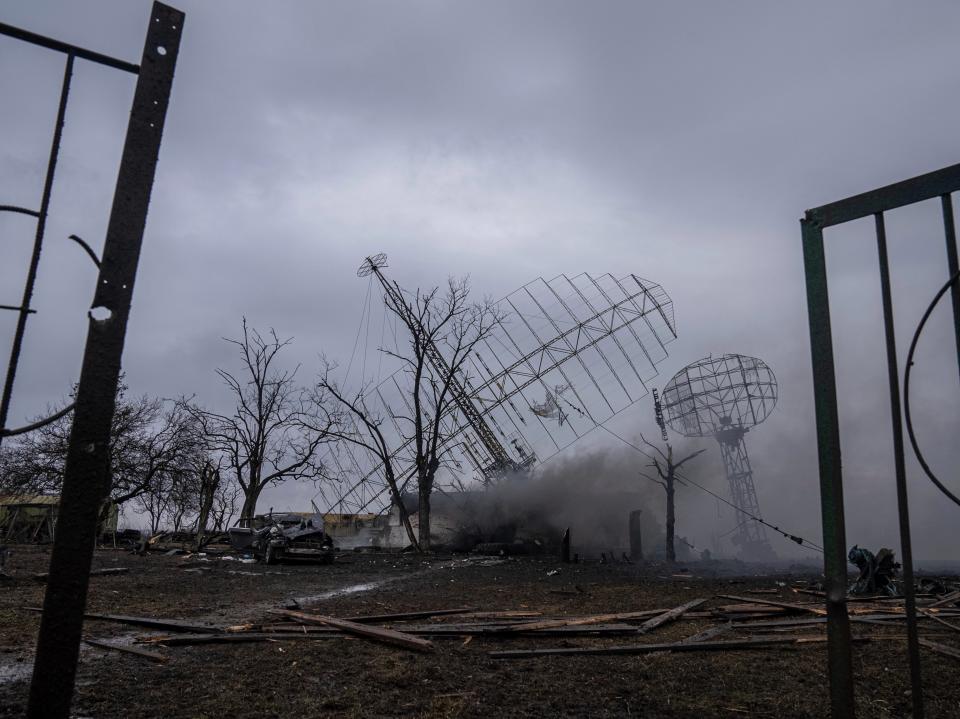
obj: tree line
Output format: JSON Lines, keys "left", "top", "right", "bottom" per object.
{"left": 0, "top": 276, "right": 498, "bottom": 551}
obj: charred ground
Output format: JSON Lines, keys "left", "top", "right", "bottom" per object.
{"left": 0, "top": 546, "right": 958, "bottom": 718}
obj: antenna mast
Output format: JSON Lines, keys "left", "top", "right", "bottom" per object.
{"left": 359, "top": 254, "right": 519, "bottom": 479}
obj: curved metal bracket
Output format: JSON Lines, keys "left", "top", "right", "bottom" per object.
{"left": 0, "top": 204, "right": 41, "bottom": 218}
{"left": 904, "top": 269, "right": 960, "bottom": 508}
{"left": 68, "top": 234, "right": 101, "bottom": 268}
{"left": 0, "top": 402, "right": 74, "bottom": 438}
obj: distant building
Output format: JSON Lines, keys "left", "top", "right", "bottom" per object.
{"left": 0, "top": 495, "right": 118, "bottom": 543}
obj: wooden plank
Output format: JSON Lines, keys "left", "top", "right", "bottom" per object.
{"left": 269, "top": 609, "right": 434, "bottom": 653}
{"left": 791, "top": 588, "right": 827, "bottom": 599}
{"left": 145, "top": 633, "right": 339, "bottom": 646}
{"left": 717, "top": 604, "right": 789, "bottom": 614}
{"left": 423, "top": 623, "right": 640, "bottom": 637}
{"left": 716, "top": 594, "right": 826, "bottom": 617}
{"left": 491, "top": 608, "right": 667, "bottom": 634}
{"left": 927, "top": 591, "right": 960, "bottom": 609}
{"left": 682, "top": 623, "right": 732, "bottom": 644}
{"left": 489, "top": 636, "right": 803, "bottom": 659}
{"left": 22, "top": 607, "right": 221, "bottom": 633}
{"left": 637, "top": 599, "right": 708, "bottom": 634}
{"left": 84, "top": 638, "right": 167, "bottom": 662}
{"left": 918, "top": 638, "right": 960, "bottom": 661}
{"left": 335, "top": 607, "right": 477, "bottom": 623}
{"left": 919, "top": 610, "right": 960, "bottom": 634}
{"left": 456, "top": 611, "right": 543, "bottom": 620}
{"left": 34, "top": 567, "right": 129, "bottom": 582}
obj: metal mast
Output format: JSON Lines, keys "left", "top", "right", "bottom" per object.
{"left": 715, "top": 426, "right": 771, "bottom": 554}
{"left": 359, "top": 254, "right": 519, "bottom": 478}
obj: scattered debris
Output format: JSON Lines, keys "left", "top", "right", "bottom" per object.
{"left": 23, "top": 608, "right": 221, "bottom": 634}
{"left": 488, "top": 636, "right": 822, "bottom": 659}
{"left": 918, "top": 638, "right": 960, "bottom": 661}
{"left": 848, "top": 545, "right": 900, "bottom": 596}
{"left": 716, "top": 594, "right": 827, "bottom": 617}
{"left": 228, "top": 513, "right": 334, "bottom": 564}
{"left": 83, "top": 638, "right": 168, "bottom": 663}
{"left": 269, "top": 609, "right": 434, "bottom": 653}
{"left": 33, "top": 567, "right": 129, "bottom": 582}
{"left": 637, "top": 598, "right": 708, "bottom": 634}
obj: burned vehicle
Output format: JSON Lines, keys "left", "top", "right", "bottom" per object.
{"left": 228, "top": 513, "right": 334, "bottom": 564}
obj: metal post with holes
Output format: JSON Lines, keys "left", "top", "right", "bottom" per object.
{"left": 26, "top": 4, "right": 183, "bottom": 717}
{"left": 802, "top": 161, "right": 960, "bottom": 718}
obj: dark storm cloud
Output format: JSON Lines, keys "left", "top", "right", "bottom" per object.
{"left": 2, "top": 1, "right": 960, "bottom": 556}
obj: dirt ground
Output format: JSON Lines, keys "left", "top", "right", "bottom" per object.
{"left": 1, "top": 545, "right": 958, "bottom": 718}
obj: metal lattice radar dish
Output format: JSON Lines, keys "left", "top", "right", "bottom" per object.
{"left": 660, "top": 353, "right": 778, "bottom": 561}
{"left": 660, "top": 354, "right": 777, "bottom": 437}
{"left": 314, "top": 258, "right": 677, "bottom": 515}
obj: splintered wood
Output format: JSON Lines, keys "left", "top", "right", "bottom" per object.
{"left": 269, "top": 609, "right": 435, "bottom": 653}
{"left": 49, "top": 581, "right": 957, "bottom": 666}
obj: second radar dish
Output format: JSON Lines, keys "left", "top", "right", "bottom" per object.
{"left": 660, "top": 353, "right": 777, "bottom": 436}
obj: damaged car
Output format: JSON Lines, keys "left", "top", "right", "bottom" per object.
{"left": 228, "top": 512, "right": 335, "bottom": 564}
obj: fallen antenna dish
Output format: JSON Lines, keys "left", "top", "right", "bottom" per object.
{"left": 316, "top": 258, "right": 678, "bottom": 515}
{"left": 357, "top": 253, "right": 388, "bottom": 277}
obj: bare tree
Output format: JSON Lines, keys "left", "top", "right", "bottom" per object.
{"left": 135, "top": 469, "right": 172, "bottom": 535}
{"left": 192, "top": 458, "right": 221, "bottom": 547}
{"left": 0, "top": 384, "right": 197, "bottom": 520}
{"left": 183, "top": 319, "right": 335, "bottom": 521}
{"left": 316, "top": 277, "right": 504, "bottom": 551}
{"left": 209, "top": 475, "right": 242, "bottom": 532}
{"left": 313, "top": 363, "right": 419, "bottom": 549}
{"left": 637, "top": 436, "right": 705, "bottom": 563}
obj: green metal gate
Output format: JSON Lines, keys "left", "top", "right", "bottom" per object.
{"left": 802, "top": 162, "right": 960, "bottom": 718}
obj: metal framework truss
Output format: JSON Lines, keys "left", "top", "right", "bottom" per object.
{"left": 316, "top": 266, "right": 676, "bottom": 514}
{"left": 660, "top": 354, "right": 777, "bottom": 436}
{"left": 715, "top": 427, "right": 768, "bottom": 548}
{"left": 661, "top": 354, "right": 777, "bottom": 557}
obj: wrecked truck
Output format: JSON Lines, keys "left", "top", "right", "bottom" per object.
{"left": 228, "top": 513, "right": 334, "bottom": 564}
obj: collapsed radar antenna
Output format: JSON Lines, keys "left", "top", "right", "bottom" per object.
{"left": 660, "top": 353, "right": 778, "bottom": 561}
{"left": 358, "top": 253, "right": 389, "bottom": 277}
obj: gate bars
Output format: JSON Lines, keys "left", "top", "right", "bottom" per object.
{"left": 802, "top": 162, "right": 960, "bottom": 718}
{"left": 0, "top": 13, "right": 153, "bottom": 443}
{"left": 0, "top": 4, "right": 184, "bottom": 717}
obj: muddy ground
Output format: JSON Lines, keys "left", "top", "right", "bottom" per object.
{"left": 0, "top": 545, "right": 958, "bottom": 718}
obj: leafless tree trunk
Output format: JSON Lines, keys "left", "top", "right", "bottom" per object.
{"left": 637, "top": 437, "right": 705, "bottom": 563}
{"left": 311, "top": 373, "right": 419, "bottom": 549}
{"left": 211, "top": 479, "right": 241, "bottom": 532}
{"left": 182, "top": 319, "right": 335, "bottom": 522}
{"left": 193, "top": 459, "right": 221, "bottom": 549}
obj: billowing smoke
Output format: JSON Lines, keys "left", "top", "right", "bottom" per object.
{"left": 442, "top": 444, "right": 668, "bottom": 557}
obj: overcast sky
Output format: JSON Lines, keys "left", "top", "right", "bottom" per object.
{"left": 2, "top": 1, "right": 959, "bottom": 558}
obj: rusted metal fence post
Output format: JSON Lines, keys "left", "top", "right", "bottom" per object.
{"left": 26, "top": 4, "right": 183, "bottom": 717}
{"left": 801, "top": 217, "right": 854, "bottom": 718}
